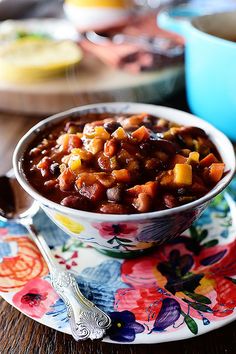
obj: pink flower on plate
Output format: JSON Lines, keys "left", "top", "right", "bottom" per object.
{"left": 0, "top": 228, "right": 8, "bottom": 237}
{"left": 12, "top": 278, "right": 58, "bottom": 319}
{"left": 93, "top": 222, "right": 138, "bottom": 241}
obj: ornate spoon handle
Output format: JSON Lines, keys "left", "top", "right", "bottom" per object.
{"left": 23, "top": 221, "right": 111, "bottom": 341}
{"left": 50, "top": 269, "right": 111, "bottom": 341}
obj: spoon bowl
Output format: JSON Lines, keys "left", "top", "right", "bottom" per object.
{"left": 0, "top": 175, "right": 39, "bottom": 221}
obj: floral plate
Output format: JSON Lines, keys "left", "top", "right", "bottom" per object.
{"left": 0, "top": 178, "right": 236, "bottom": 344}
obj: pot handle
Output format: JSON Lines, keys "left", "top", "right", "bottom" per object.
{"left": 157, "top": 5, "right": 202, "bottom": 36}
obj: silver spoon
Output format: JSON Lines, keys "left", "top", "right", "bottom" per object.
{"left": 0, "top": 174, "right": 111, "bottom": 341}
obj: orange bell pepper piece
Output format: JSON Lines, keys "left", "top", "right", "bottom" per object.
{"left": 200, "top": 153, "right": 218, "bottom": 167}
{"left": 209, "top": 163, "right": 225, "bottom": 183}
{"left": 112, "top": 169, "right": 131, "bottom": 183}
{"left": 131, "top": 126, "right": 150, "bottom": 142}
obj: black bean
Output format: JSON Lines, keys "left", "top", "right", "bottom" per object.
{"left": 178, "top": 126, "right": 208, "bottom": 138}
{"left": 50, "top": 163, "right": 60, "bottom": 176}
{"left": 153, "top": 139, "right": 177, "bottom": 155}
{"left": 140, "top": 142, "right": 152, "bottom": 152}
{"left": 177, "top": 188, "right": 188, "bottom": 196}
{"left": 103, "top": 121, "right": 122, "bottom": 134}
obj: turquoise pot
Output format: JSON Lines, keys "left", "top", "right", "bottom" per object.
{"left": 158, "top": 8, "right": 236, "bottom": 141}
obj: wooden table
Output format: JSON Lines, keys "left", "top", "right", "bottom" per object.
{"left": 0, "top": 95, "right": 235, "bottom": 354}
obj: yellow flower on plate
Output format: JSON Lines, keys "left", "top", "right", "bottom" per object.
{"left": 55, "top": 214, "right": 85, "bottom": 234}
{"left": 195, "top": 276, "right": 216, "bottom": 295}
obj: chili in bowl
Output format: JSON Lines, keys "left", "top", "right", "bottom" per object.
{"left": 13, "top": 103, "right": 235, "bottom": 258}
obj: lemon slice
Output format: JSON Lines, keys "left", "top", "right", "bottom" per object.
{"left": 0, "top": 38, "right": 83, "bottom": 82}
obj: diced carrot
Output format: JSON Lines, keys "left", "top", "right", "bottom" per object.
{"left": 171, "top": 154, "right": 187, "bottom": 167}
{"left": 104, "top": 138, "right": 118, "bottom": 157}
{"left": 75, "top": 173, "right": 97, "bottom": 188}
{"left": 132, "top": 126, "right": 150, "bottom": 142}
{"left": 128, "top": 113, "right": 147, "bottom": 124}
{"left": 57, "top": 134, "right": 82, "bottom": 151}
{"left": 37, "top": 157, "right": 51, "bottom": 177}
{"left": 144, "top": 181, "right": 158, "bottom": 197}
{"left": 160, "top": 170, "right": 174, "bottom": 187}
{"left": 112, "top": 169, "right": 131, "bottom": 183}
{"left": 58, "top": 168, "right": 75, "bottom": 191}
{"left": 121, "top": 113, "right": 147, "bottom": 129}
{"left": 37, "top": 156, "right": 51, "bottom": 170}
{"left": 68, "top": 134, "right": 82, "bottom": 150}
{"left": 127, "top": 181, "right": 158, "bottom": 198}
{"left": 127, "top": 185, "right": 142, "bottom": 196}
{"left": 209, "top": 163, "right": 225, "bottom": 183}
{"left": 200, "top": 153, "right": 219, "bottom": 167}
{"left": 79, "top": 183, "right": 105, "bottom": 202}
{"left": 174, "top": 164, "right": 192, "bottom": 186}
{"left": 95, "top": 173, "right": 115, "bottom": 188}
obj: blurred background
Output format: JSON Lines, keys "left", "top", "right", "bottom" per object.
{"left": 0, "top": 0, "right": 236, "bottom": 136}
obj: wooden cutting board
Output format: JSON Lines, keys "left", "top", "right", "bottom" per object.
{"left": 0, "top": 55, "right": 184, "bottom": 116}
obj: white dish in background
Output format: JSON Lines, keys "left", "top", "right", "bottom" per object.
{"left": 0, "top": 18, "right": 79, "bottom": 43}
{"left": 63, "top": 0, "right": 133, "bottom": 32}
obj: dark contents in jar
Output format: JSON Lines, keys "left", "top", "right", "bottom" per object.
{"left": 23, "top": 112, "right": 225, "bottom": 214}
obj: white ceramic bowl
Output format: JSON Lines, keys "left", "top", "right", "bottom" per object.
{"left": 63, "top": 1, "right": 132, "bottom": 32}
{"left": 13, "top": 103, "right": 236, "bottom": 258}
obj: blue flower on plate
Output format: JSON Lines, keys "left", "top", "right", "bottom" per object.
{"left": 33, "top": 211, "right": 70, "bottom": 248}
{"left": 0, "top": 240, "right": 18, "bottom": 262}
{"left": 0, "top": 221, "right": 26, "bottom": 235}
{"left": 0, "top": 242, "right": 12, "bottom": 262}
{"left": 76, "top": 260, "right": 128, "bottom": 313}
{"left": 220, "top": 229, "right": 229, "bottom": 238}
{"left": 152, "top": 298, "right": 181, "bottom": 332}
{"left": 107, "top": 311, "right": 144, "bottom": 342}
{"left": 46, "top": 260, "right": 129, "bottom": 326}
{"left": 46, "top": 299, "right": 69, "bottom": 329}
